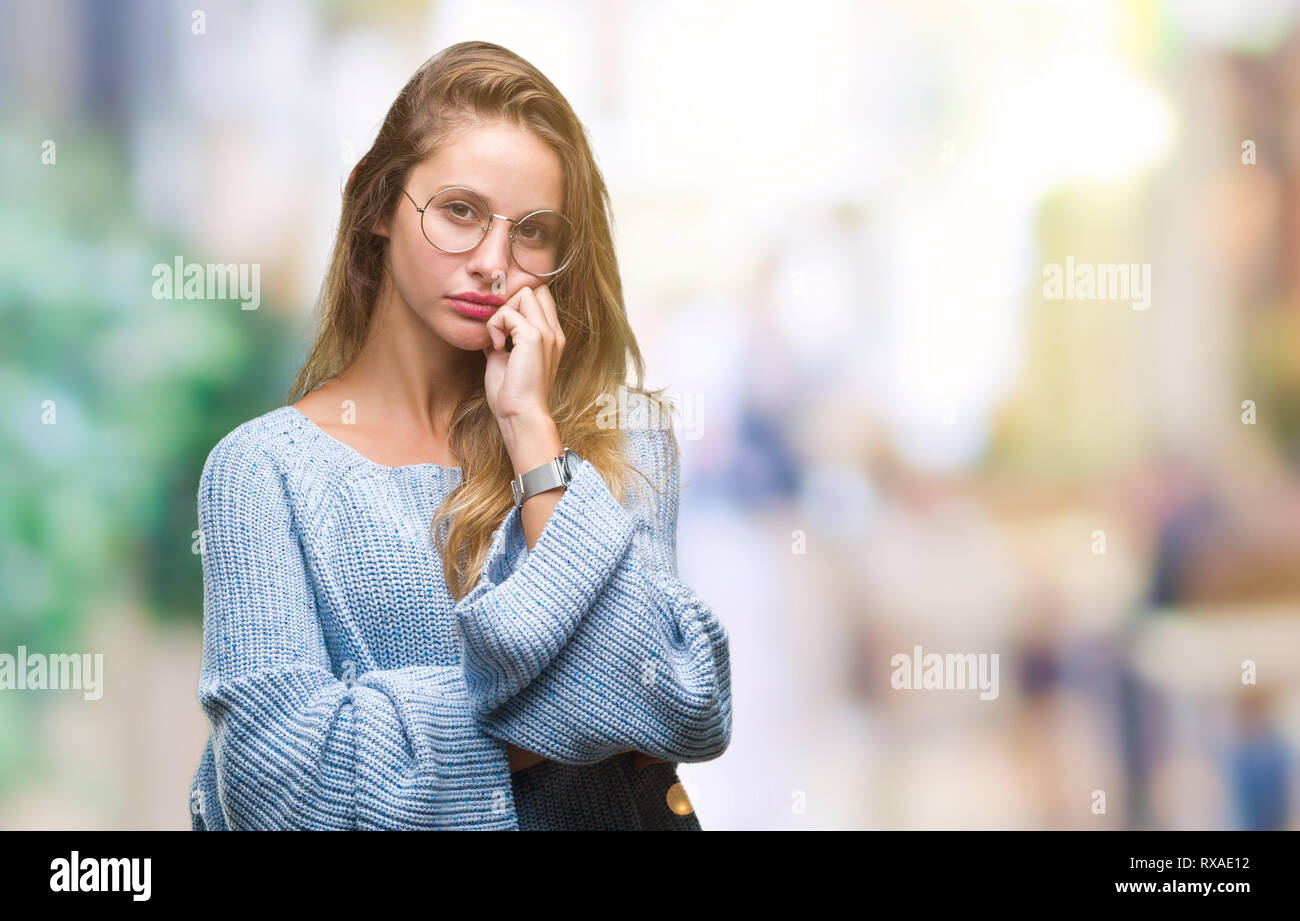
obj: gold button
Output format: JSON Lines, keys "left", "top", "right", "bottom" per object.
{"left": 666, "top": 782, "right": 694, "bottom": 816}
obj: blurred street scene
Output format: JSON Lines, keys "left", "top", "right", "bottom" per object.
{"left": 2, "top": 0, "right": 1299, "bottom": 829}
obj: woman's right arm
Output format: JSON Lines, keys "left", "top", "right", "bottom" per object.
{"left": 193, "top": 430, "right": 513, "bottom": 830}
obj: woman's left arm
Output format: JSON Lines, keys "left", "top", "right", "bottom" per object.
{"left": 451, "top": 426, "right": 733, "bottom": 765}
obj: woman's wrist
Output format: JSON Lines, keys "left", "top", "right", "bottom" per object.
{"left": 499, "top": 412, "right": 564, "bottom": 476}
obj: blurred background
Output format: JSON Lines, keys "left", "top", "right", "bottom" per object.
{"left": 3, "top": 0, "right": 1300, "bottom": 830}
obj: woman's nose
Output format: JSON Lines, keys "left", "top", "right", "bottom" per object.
{"left": 467, "top": 218, "right": 513, "bottom": 277}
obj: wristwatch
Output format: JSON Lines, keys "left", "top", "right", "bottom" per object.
{"left": 511, "top": 447, "right": 581, "bottom": 508}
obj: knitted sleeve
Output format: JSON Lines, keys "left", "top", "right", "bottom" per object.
{"left": 452, "top": 427, "right": 733, "bottom": 765}
{"left": 194, "top": 431, "right": 512, "bottom": 830}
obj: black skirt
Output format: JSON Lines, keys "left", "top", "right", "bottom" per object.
{"left": 510, "top": 751, "right": 703, "bottom": 831}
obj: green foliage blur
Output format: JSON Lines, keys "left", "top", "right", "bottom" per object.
{"left": 0, "top": 125, "right": 301, "bottom": 794}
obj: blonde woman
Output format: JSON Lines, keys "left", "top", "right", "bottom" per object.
{"left": 187, "top": 41, "right": 732, "bottom": 830}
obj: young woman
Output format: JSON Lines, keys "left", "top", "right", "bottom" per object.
{"left": 186, "top": 41, "right": 732, "bottom": 830}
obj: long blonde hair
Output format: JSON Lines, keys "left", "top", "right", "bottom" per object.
{"left": 287, "top": 40, "right": 678, "bottom": 600}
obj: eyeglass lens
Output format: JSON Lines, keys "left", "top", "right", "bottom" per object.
{"left": 420, "top": 188, "right": 571, "bottom": 277}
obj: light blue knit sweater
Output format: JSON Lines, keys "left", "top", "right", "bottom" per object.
{"left": 187, "top": 405, "right": 732, "bottom": 830}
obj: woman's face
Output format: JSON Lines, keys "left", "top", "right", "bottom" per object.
{"left": 378, "top": 118, "right": 565, "bottom": 353}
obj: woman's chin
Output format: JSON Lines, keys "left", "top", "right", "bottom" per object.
{"left": 412, "top": 310, "right": 488, "bottom": 353}
{"left": 439, "top": 324, "right": 494, "bottom": 354}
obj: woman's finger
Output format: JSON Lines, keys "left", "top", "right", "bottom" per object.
{"left": 512, "top": 285, "right": 556, "bottom": 345}
{"left": 523, "top": 286, "right": 563, "bottom": 393}
{"left": 532, "top": 283, "right": 564, "bottom": 344}
{"left": 492, "top": 288, "right": 547, "bottom": 352}
{"left": 486, "top": 304, "right": 541, "bottom": 352}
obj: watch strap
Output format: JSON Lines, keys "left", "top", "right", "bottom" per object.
{"left": 512, "top": 448, "right": 580, "bottom": 507}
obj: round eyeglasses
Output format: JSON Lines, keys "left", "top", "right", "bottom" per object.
{"left": 400, "top": 186, "right": 573, "bottom": 279}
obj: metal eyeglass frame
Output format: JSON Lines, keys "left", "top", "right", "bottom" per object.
{"left": 400, "top": 185, "right": 573, "bottom": 278}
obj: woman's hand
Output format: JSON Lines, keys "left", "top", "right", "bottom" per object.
{"left": 482, "top": 283, "right": 565, "bottom": 423}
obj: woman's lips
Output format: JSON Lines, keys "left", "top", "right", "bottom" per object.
{"left": 451, "top": 291, "right": 506, "bottom": 306}
{"left": 447, "top": 297, "right": 497, "bottom": 319}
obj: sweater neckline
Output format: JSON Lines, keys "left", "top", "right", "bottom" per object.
{"left": 280, "top": 406, "right": 463, "bottom": 475}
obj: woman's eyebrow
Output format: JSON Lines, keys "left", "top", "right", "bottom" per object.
{"left": 438, "top": 182, "right": 560, "bottom": 215}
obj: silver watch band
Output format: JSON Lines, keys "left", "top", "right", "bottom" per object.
{"left": 511, "top": 448, "right": 580, "bottom": 508}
